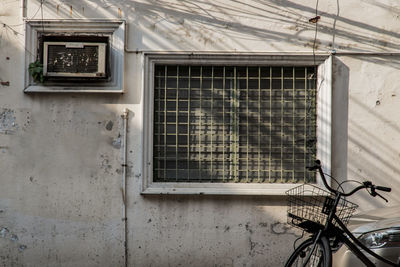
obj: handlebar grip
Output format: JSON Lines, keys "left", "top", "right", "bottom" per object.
{"left": 375, "top": 186, "right": 391, "bottom": 192}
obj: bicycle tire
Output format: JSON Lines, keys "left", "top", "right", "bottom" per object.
{"left": 285, "top": 236, "right": 331, "bottom": 267}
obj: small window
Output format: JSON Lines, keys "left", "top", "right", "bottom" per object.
{"left": 143, "top": 54, "right": 332, "bottom": 195}
{"left": 24, "top": 20, "right": 124, "bottom": 93}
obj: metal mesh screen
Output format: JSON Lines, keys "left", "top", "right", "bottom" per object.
{"left": 153, "top": 65, "right": 317, "bottom": 183}
{"left": 47, "top": 45, "right": 99, "bottom": 73}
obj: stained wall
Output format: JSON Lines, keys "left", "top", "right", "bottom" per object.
{"left": 1, "top": 0, "right": 400, "bottom": 266}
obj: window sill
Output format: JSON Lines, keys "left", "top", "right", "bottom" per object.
{"left": 24, "top": 85, "right": 124, "bottom": 93}
{"left": 141, "top": 182, "right": 312, "bottom": 195}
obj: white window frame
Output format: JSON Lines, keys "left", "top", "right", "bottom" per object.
{"left": 24, "top": 19, "right": 124, "bottom": 93}
{"left": 142, "top": 53, "right": 332, "bottom": 195}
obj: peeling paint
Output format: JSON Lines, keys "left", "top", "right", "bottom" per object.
{"left": 100, "top": 154, "right": 112, "bottom": 173}
{"left": 0, "top": 227, "right": 26, "bottom": 252}
{"left": 245, "top": 222, "right": 253, "bottom": 234}
{"left": 0, "top": 227, "right": 9, "bottom": 238}
{"left": 10, "top": 234, "right": 18, "bottom": 242}
{"left": 111, "top": 134, "right": 122, "bottom": 149}
{"left": 249, "top": 237, "right": 256, "bottom": 252}
{"left": 105, "top": 120, "right": 113, "bottom": 131}
{"left": 0, "top": 109, "right": 18, "bottom": 134}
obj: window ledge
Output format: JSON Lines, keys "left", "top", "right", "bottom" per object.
{"left": 24, "top": 85, "right": 123, "bottom": 93}
{"left": 142, "top": 182, "right": 311, "bottom": 195}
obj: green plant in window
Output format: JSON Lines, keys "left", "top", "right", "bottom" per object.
{"left": 28, "top": 59, "right": 44, "bottom": 83}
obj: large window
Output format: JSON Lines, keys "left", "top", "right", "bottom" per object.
{"left": 154, "top": 65, "right": 316, "bottom": 183}
{"left": 143, "top": 54, "right": 332, "bottom": 195}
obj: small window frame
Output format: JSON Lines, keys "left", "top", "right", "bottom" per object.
{"left": 24, "top": 19, "right": 124, "bottom": 93}
{"left": 142, "top": 53, "right": 332, "bottom": 195}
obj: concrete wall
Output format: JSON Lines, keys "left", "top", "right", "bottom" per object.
{"left": 1, "top": 0, "right": 400, "bottom": 266}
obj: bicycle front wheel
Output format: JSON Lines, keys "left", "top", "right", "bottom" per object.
{"left": 284, "top": 236, "right": 331, "bottom": 267}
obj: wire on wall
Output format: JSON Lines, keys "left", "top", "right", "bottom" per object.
{"left": 0, "top": 0, "right": 46, "bottom": 85}
{"left": 310, "top": 0, "right": 320, "bottom": 78}
{"left": 40, "top": 0, "right": 45, "bottom": 34}
{"left": 0, "top": 0, "right": 47, "bottom": 57}
{"left": 0, "top": 22, "right": 24, "bottom": 85}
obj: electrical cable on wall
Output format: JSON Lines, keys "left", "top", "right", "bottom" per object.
{"left": 308, "top": 0, "right": 320, "bottom": 78}
{"left": 40, "top": 0, "right": 45, "bottom": 35}
{"left": 0, "top": 23, "right": 22, "bottom": 86}
{"left": 301, "top": 0, "right": 321, "bottom": 152}
{"left": 0, "top": 0, "right": 47, "bottom": 57}
{"left": 0, "top": 0, "right": 46, "bottom": 85}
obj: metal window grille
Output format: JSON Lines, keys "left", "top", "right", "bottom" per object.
{"left": 153, "top": 65, "right": 317, "bottom": 183}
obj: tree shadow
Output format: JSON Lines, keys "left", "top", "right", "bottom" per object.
{"left": 152, "top": 65, "right": 317, "bottom": 184}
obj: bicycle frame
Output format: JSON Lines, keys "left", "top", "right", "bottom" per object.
{"left": 320, "top": 166, "right": 397, "bottom": 267}
{"left": 286, "top": 161, "right": 396, "bottom": 267}
{"left": 306, "top": 188, "right": 398, "bottom": 267}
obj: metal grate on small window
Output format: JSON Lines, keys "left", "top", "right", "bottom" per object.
{"left": 153, "top": 65, "right": 317, "bottom": 183}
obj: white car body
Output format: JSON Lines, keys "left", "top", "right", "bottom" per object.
{"left": 333, "top": 206, "right": 400, "bottom": 266}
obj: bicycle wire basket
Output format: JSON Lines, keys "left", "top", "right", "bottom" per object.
{"left": 286, "top": 184, "right": 358, "bottom": 231}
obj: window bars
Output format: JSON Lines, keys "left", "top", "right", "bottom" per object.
{"left": 153, "top": 65, "right": 317, "bottom": 183}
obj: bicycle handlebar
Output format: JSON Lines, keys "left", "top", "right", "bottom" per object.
{"left": 307, "top": 160, "right": 392, "bottom": 199}
{"left": 375, "top": 186, "right": 391, "bottom": 192}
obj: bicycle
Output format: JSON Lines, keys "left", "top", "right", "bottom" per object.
{"left": 284, "top": 160, "right": 398, "bottom": 267}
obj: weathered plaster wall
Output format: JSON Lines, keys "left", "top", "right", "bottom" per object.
{"left": 339, "top": 55, "right": 400, "bottom": 210}
{"left": 1, "top": 0, "right": 400, "bottom": 266}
